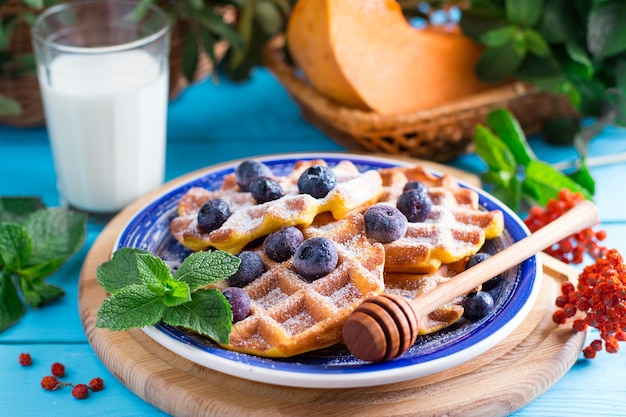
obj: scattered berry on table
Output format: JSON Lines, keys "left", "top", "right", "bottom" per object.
{"left": 294, "top": 237, "right": 338, "bottom": 281}
{"left": 19, "top": 353, "right": 32, "bottom": 366}
{"left": 364, "top": 204, "right": 408, "bottom": 243}
{"left": 250, "top": 176, "right": 284, "bottom": 203}
{"left": 41, "top": 375, "right": 61, "bottom": 391}
{"left": 226, "top": 251, "right": 265, "bottom": 287}
{"left": 222, "top": 287, "right": 252, "bottom": 323}
{"left": 51, "top": 362, "right": 65, "bottom": 377}
{"left": 263, "top": 226, "right": 304, "bottom": 262}
{"left": 297, "top": 165, "right": 337, "bottom": 198}
{"left": 462, "top": 291, "right": 495, "bottom": 321}
{"left": 71, "top": 383, "right": 89, "bottom": 400}
{"left": 235, "top": 160, "right": 273, "bottom": 192}
{"left": 88, "top": 377, "right": 105, "bottom": 392}
{"left": 465, "top": 253, "right": 502, "bottom": 290}
{"left": 397, "top": 187, "right": 432, "bottom": 222}
{"left": 197, "top": 199, "right": 231, "bottom": 232}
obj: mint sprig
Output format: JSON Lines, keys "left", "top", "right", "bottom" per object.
{"left": 0, "top": 197, "right": 88, "bottom": 332}
{"left": 474, "top": 108, "right": 593, "bottom": 211}
{"left": 95, "top": 248, "right": 240, "bottom": 344}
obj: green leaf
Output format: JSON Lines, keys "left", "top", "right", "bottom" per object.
{"left": 135, "top": 251, "right": 173, "bottom": 288}
{"left": 0, "top": 197, "right": 45, "bottom": 224}
{"left": 523, "top": 28, "right": 550, "bottom": 57}
{"left": 182, "top": 29, "right": 200, "bottom": 82}
{"left": 0, "top": 271, "right": 24, "bottom": 332}
{"left": 196, "top": 8, "right": 245, "bottom": 51}
{"left": 0, "top": 95, "right": 22, "bottom": 117}
{"left": 482, "top": 169, "right": 522, "bottom": 211}
{"left": 96, "top": 247, "right": 149, "bottom": 293}
{"left": 565, "top": 41, "right": 593, "bottom": 79}
{"left": 174, "top": 250, "right": 240, "bottom": 291}
{"left": 229, "top": 0, "right": 256, "bottom": 71}
{"left": 0, "top": 223, "right": 32, "bottom": 271}
{"left": 568, "top": 158, "right": 595, "bottom": 195}
{"left": 161, "top": 278, "right": 191, "bottom": 307}
{"left": 480, "top": 25, "right": 517, "bottom": 47}
{"left": 18, "top": 274, "right": 65, "bottom": 308}
{"left": 22, "top": 208, "right": 87, "bottom": 268}
{"left": 20, "top": 0, "right": 44, "bottom": 9}
{"left": 587, "top": 1, "right": 626, "bottom": 59}
{"left": 522, "top": 160, "right": 591, "bottom": 206}
{"left": 476, "top": 40, "right": 526, "bottom": 83}
{"left": 538, "top": 0, "right": 579, "bottom": 43}
{"left": 473, "top": 124, "right": 517, "bottom": 173}
{"left": 96, "top": 285, "right": 165, "bottom": 330}
{"left": 18, "top": 257, "right": 64, "bottom": 281}
{"left": 506, "top": 0, "right": 544, "bottom": 27}
{"left": 486, "top": 109, "right": 536, "bottom": 166}
{"left": 162, "top": 289, "right": 232, "bottom": 344}
{"left": 255, "top": 1, "right": 282, "bottom": 35}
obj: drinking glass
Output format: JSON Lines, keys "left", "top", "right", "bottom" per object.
{"left": 32, "top": 0, "right": 170, "bottom": 214}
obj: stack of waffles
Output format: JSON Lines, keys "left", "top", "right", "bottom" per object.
{"left": 170, "top": 159, "right": 504, "bottom": 357}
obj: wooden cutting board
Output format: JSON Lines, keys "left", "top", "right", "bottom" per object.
{"left": 78, "top": 158, "right": 586, "bottom": 417}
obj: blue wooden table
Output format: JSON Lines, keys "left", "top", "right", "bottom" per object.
{"left": 1, "top": 69, "right": 625, "bottom": 416}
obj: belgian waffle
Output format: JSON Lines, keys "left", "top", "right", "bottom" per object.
{"left": 219, "top": 212, "right": 385, "bottom": 357}
{"left": 375, "top": 166, "right": 504, "bottom": 273}
{"left": 170, "top": 160, "right": 384, "bottom": 253}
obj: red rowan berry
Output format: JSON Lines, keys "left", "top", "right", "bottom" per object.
{"left": 72, "top": 384, "right": 89, "bottom": 400}
{"left": 19, "top": 353, "right": 32, "bottom": 366}
{"left": 41, "top": 375, "right": 61, "bottom": 391}
{"left": 51, "top": 362, "right": 65, "bottom": 377}
{"left": 88, "top": 377, "right": 104, "bottom": 392}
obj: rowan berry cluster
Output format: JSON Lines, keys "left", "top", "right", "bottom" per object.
{"left": 524, "top": 189, "right": 607, "bottom": 264}
{"left": 19, "top": 354, "right": 105, "bottom": 400}
{"left": 552, "top": 248, "right": 626, "bottom": 358}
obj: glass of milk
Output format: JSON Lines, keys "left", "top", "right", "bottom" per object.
{"left": 32, "top": 0, "right": 170, "bottom": 214}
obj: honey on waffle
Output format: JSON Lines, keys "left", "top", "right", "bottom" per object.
{"left": 219, "top": 212, "right": 385, "bottom": 357}
{"left": 170, "top": 160, "right": 384, "bottom": 253}
{"left": 376, "top": 166, "right": 504, "bottom": 273}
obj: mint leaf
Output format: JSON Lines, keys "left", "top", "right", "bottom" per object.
{"left": 0, "top": 270, "right": 24, "bottom": 331}
{"left": 486, "top": 108, "right": 535, "bottom": 166}
{"left": 0, "top": 197, "right": 45, "bottom": 224}
{"left": 96, "top": 248, "right": 148, "bottom": 293}
{"left": 523, "top": 159, "right": 592, "bottom": 205}
{"left": 0, "top": 223, "right": 33, "bottom": 271}
{"left": 22, "top": 208, "right": 87, "bottom": 268}
{"left": 174, "top": 250, "right": 240, "bottom": 291}
{"left": 161, "top": 278, "right": 191, "bottom": 307}
{"left": 96, "top": 284, "right": 165, "bottom": 330}
{"left": 568, "top": 158, "right": 595, "bottom": 195}
{"left": 163, "top": 289, "right": 232, "bottom": 344}
{"left": 135, "top": 251, "right": 174, "bottom": 289}
{"left": 473, "top": 124, "right": 517, "bottom": 172}
{"left": 18, "top": 274, "right": 65, "bottom": 307}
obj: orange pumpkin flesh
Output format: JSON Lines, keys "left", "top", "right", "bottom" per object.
{"left": 286, "top": 0, "right": 491, "bottom": 115}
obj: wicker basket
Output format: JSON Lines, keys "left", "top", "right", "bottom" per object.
{"left": 0, "top": 2, "right": 227, "bottom": 127}
{"left": 263, "top": 36, "right": 578, "bottom": 162}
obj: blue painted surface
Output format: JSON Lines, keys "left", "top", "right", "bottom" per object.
{"left": 1, "top": 68, "right": 625, "bottom": 416}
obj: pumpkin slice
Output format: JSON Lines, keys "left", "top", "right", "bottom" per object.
{"left": 286, "top": 0, "right": 490, "bottom": 115}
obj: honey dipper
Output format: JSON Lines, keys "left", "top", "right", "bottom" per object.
{"left": 342, "top": 199, "right": 599, "bottom": 362}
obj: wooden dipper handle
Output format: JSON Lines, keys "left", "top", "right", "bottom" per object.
{"left": 343, "top": 199, "right": 600, "bottom": 362}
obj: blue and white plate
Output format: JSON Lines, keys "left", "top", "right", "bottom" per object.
{"left": 115, "top": 153, "right": 541, "bottom": 388}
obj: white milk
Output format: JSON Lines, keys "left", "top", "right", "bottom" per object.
{"left": 40, "top": 49, "right": 168, "bottom": 213}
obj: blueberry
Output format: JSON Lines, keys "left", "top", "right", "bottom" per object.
{"left": 462, "top": 291, "right": 495, "bottom": 321}
{"left": 226, "top": 251, "right": 265, "bottom": 287}
{"left": 250, "top": 176, "right": 285, "bottom": 204}
{"left": 397, "top": 188, "right": 432, "bottom": 222}
{"left": 294, "top": 237, "right": 338, "bottom": 281}
{"left": 466, "top": 252, "right": 502, "bottom": 290}
{"left": 263, "top": 226, "right": 304, "bottom": 262}
{"left": 297, "top": 165, "right": 337, "bottom": 198}
{"left": 364, "top": 204, "right": 408, "bottom": 243}
{"left": 403, "top": 181, "right": 428, "bottom": 194}
{"left": 197, "top": 199, "right": 231, "bottom": 232}
{"left": 222, "top": 287, "right": 252, "bottom": 323}
{"left": 235, "top": 160, "right": 272, "bottom": 192}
